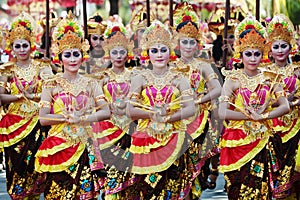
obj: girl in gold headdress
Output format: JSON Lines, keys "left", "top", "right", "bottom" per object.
{"left": 264, "top": 14, "right": 300, "bottom": 199}
{"left": 219, "top": 15, "right": 290, "bottom": 199}
{"left": 172, "top": 3, "right": 222, "bottom": 196}
{"left": 0, "top": 12, "right": 53, "bottom": 199}
{"left": 116, "top": 20, "right": 196, "bottom": 199}
{"left": 34, "top": 12, "right": 110, "bottom": 199}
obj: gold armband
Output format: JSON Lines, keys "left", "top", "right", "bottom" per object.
{"left": 38, "top": 100, "right": 51, "bottom": 108}
{"left": 181, "top": 88, "right": 194, "bottom": 96}
{"left": 163, "top": 115, "right": 171, "bottom": 123}
{"left": 0, "top": 81, "right": 6, "bottom": 88}
{"left": 33, "top": 93, "right": 41, "bottom": 99}
{"left": 218, "top": 95, "right": 230, "bottom": 103}
{"left": 206, "top": 73, "right": 219, "bottom": 82}
{"left": 129, "top": 92, "right": 140, "bottom": 100}
{"left": 80, "top": 115, "right": 88, "bottom": 123}
{"left": 94, "top": 95, "right": 106, "bottom": 103}
{"left": 275, "top": 91, "right": 285, "bottom": 99}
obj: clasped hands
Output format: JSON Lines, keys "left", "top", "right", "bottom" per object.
{"left": 243, "top": 99, "right": 270, "bottom": 121}
{"left": 150, "top": 103, "right": 169, "bottom": 123}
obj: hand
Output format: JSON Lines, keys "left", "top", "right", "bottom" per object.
{"left": 65, "top": 113, "right": 80, "bottom": 124}
{"left": 256, "top": 98, "right": 271, "bottom": 114}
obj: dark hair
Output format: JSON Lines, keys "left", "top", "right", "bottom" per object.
{"left": 176, "top": 20, "right": 198, "bottom": 32}
{"left": 239, "top": 29, "right": 263, "bottom": 39}
{"left": 212, "top": 35, "right": 223, "bottom": 62}
{"left": 90, "top": 15, "right": 103, "bottom": 23}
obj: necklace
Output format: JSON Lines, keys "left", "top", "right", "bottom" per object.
{"left": 107, "top": 68, "right": 131, "bottom": 83}
{"left": 14, "top": 63, "right": 38, "bottom": 82}
{"left": 57, "top": 75, "right": 90, "bottom": 97}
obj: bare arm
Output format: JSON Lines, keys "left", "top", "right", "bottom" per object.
{"left": 126, "top": 74, "right": 151, "bottom": 120}
{"left": 218, "top": 79, "right": 249, "bottom": 120}
{"left": 199, "top": 63, "right": 222, "bottom": 104}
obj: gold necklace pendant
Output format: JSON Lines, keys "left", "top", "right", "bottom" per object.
{"left": 57, "top": 76, "right": 90, "bottom": 97}
{"left": 14, "top": 64, "right": 38, "bottom": 82}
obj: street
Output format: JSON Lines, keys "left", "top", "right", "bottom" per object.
{"left": 0, "top": 169, "right": 228, "bottom": 200}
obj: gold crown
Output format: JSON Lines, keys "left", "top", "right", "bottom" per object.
{"left": 87, "top": 21, "right": 107, "bottom": 35}
{"left": 141, "top": 20, "right": 174, "bottom": 50}
{"left": 129, "top": 7, "right": 156, "bottom": 32}
{"left": 5, "top": 12, "right": 36, "bottom": 47}
{"left": 267, "top": 14, "right": 295, "bottom": 45}
{"left": 40, "top": 11, "right": 60, "bottom": 29}
{"left": 177, "top": 21, "right": 201, "bottom": 40}
{"left": 51, "top": 11, "right": 90, "bottom": 62}
{"left": 234, "top": 29, "right": 269, "bottom": 57}
{"left": 102, "top": 31, "right": 133, "bottom": 55}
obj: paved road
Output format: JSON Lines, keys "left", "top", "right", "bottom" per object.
{"left": 0, "top": 169, "right": 228, "bottom": 200}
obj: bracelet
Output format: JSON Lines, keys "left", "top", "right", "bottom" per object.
{"left": 218, "top": 95, "right": 230, "bottom": 103}
{"left": 261, "top": 112, "right": 270, "bottom": 120}
{"left": 80, "top": 115, "right": 88, "bottom": 123}
{"left": 292, "top": 99, "right": 300, "bottom": 106}
{"left": 206, "top": 73, "right": 218, "bottom": 82}
{"left": 181, "top": 88, "right": 194, "bottom": 96}
{"left": 129, "top": 92, "right": 140, "bottom": 100}
{"left": 15, "top": 93, "right": 23, "bottom": 99}
{"left": 33, "top": 93, "right": 41, "bottom": 99}
{"left": 275, "top": 91, "right": 285, "bottom": 99}
{"left": 0, "top": 81, "right": 6, "bottom": 88}
{"left": 94, "top": 95, "right": 106, "bottom": 103}
{"left": 163, "top": 115, "right": 171, "bottom": 123}
{"left": 38, "top": 100, "right": 51, "bottom": 108}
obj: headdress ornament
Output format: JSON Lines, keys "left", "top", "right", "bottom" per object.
{"left": 233, "top": 15, "right": 269, "bottom": 62}
{"left": 129, "top": 7, "right": 156, "bottom": 33}
{"left": 87, "top": 13, "right": 107, "bottom": 35}
{"left": 140, "top": 20, "right": 177, "bottom": 62}
{"left": 267, "top": 14, "right": 295, "bottom": 46}
{"left": 173, "top": 2, "right": 201, "bottom": 41}
{"left": 102, "top": 23, "right": 134, "bottom": 60}
{"left": 51, "top": 11, "right": 90, "bottom": 64}
{"left": 40, "top": 11, "right": 60, "bottom": 30}
{"left": 5, "top": 12, "right": 37, "bottom": 54}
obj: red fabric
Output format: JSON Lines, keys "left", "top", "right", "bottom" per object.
{"left": 0, "top": 118, "right": 32, "bottom": 143}
{"left": 220, "top": 128, "right": 260, "bottom": 166}
{"left": 0, "top": 114, "right": 23, "bottom": 128}
{"left": 131, "top": 131, "right": 160, "bottom": 147}
{"left": 278, "top": 118, "right": 297, "bottom": 138}
{"left": 92, "top": 120, "right": 114, "bottom": 133}
{"left": 38, "top": 143, "right": 80, "bottom": 165}
{"left": 38, "top": 136, "right": 66, "bottom": 150}
{"left": 132, "top": 133, "right": 179, "bottom": 167}
{"left": 272, "top": 118, "right": 285, "bottom": 127}
{"left": 186, "top": 112, "right": 204, "bottom": 135}
{"left": 97, "top": 129, "right": 123, "bottom": 144}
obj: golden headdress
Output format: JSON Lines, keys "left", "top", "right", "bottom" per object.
{"left": 102, "top": 24, "right": 134, "bottom": 60}
{"left": 51, "top": 11, "right": 90, "bottom": 64}
{"left": 40, "top": 11, "right": 60, "bottom": 30}
{"left": 140, "top": 20, "right": 177, "bottom": 62}
{"left": 129, "top": 7, "right": 156, "bottom": 33}
{"left": 233, "top": 15, "right": 269, "bottom": 61}
{"left": 173, "top": 2, "right": 202, "bottom": 41}
{"left": 267, "top": 14, "right": 295, "bottom": 46}
{"left": 5, "top": 12, "right": 37, "bottom": 54}
{"left": 87, "top": 13, "right": 107, "bottom": 36}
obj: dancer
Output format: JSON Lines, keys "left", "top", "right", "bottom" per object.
{"left": 264, "top": 14, "right": 300, "bottom": 198}
{"left": 35, "top": 12, "right": 110, "bottom": 199}
{"left": 218, "top": 15, "right": 290, "bottom": 199}
{"left": 172, "top": 2, "right": 222, "bottom": 196}
{"left": 0, "top": 12, "right": 52, "bottom": 199}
